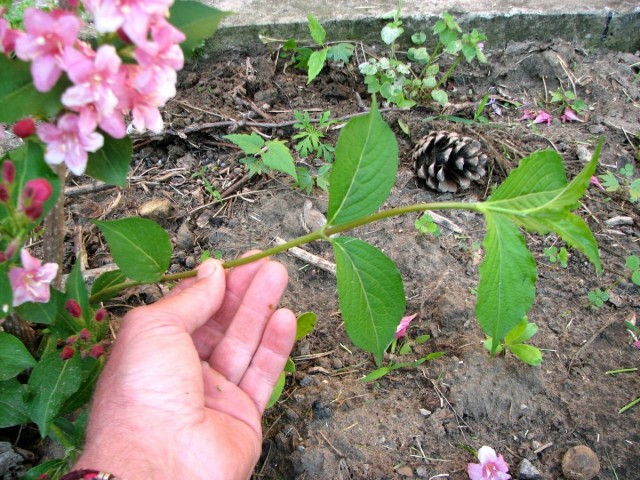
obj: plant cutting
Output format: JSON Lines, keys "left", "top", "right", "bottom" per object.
{"left": 0, "top": 1, "right": 604, "bottom": 476}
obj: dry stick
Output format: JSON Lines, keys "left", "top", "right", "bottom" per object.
{"left": 170, "top": 99, "right": 224, "bottom": 119}
{"left": 274, "top": 236, "right": 337, "bottom": 275}
{"left": 568, "top": 316, "right": 618, "bottom": 371}
{"left": 318, "top": 432, "right": 346, "bottom": 458}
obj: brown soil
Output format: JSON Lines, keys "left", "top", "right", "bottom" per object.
{"left": 9, "top": 39, "right": 640, "bottom": 479}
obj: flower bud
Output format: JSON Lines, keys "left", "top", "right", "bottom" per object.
{"left": 65, "top": 299, "right": 82, "bottom": 318}
{"left": 1, "top": 160, "right": 15, "bottom": 184}
{"left": 0, "top": 184, "right": 8, "bottom": 203}
{"left": 65, "top": 335, "right": 78, "bottom": 345}
{"left": 89, "top": 344, "right": 105, "bottom": 359}
{"left": 13, "top": 118, "right": 36, "bottom": 138}
{"left": 60, "top": 345, "right": 75, "bottom": 360}
{"left": 22, "top": 178, "right": 52, "bottom": 204}
{"left": 95, "top": 307, "right": 108, "bottom": 321}
{"left": 24, "top": 202, "right": 43, "bottom": 220}
{"left": 79, "top": 328, "right": 90, "bottom": 341}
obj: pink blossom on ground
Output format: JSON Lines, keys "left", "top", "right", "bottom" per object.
{"left": 560, "top": 107, "right": 583, "bottom": 123}
{"left": 37, "top": 113, "right": 104, "bottom": 175}
{"left": 532, "top": 110, "right": 552, "bottom": 125}
{"left": 14, "top": 8, "right": 81, "bottom": 91}
{"left": 467, "top": 446, "right": 511, "bottom": 480}
{"left": 8, "top": 249, "right": 59, "bottom": 306}
{"left": 517, "top": 109, "right": 536, "bottom": 122}
{"left": 633, "top": 339, "right": 640, "bottom": 349}
{"left": 395, "top": 313, "right": 418, "bottom": 339}
{"left": 590, "top": 176, "right": 605, "bottom": 191}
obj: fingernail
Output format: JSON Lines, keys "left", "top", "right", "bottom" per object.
{"left": 197, "top": 259, "right": 218, "bottom": 279}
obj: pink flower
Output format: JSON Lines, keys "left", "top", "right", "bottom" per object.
{"left": 14, "top": 8, "right": 81, "bottom": 91}
{"left": 89, "top": 344, "right": 105, "bottom": 359}
{"left": 633, "top": 339, "right": 640, "bottom": 349}
{"left": 37, "top": 113, "right": 104, "bottom": 175}
{"left": 120, "top": 65, "right": 165, "bottom": 133}
{"left": 82, "top": 0, "right": 173, "bottom": 45}
{"left": 95, "top": 307, "right": 108, "bottom": 321}
{"left": 532, "top": 110, "right": 552, "bottom": 125}
{"left": 62, "top": 44, "right": 123, "bottom": 120}
{"left": 395, "top": 313, "right": 417, "bottom": 339}
{"left": 8, "top": 249, "right": 59, "bottom": 306}
{"left": 560, "top": 107, "right": 583, "bottom": 123}
{"left": 133, "top": 17, "right": 185, "bottom": 99}
{"left": 590, "top": 176, "right": 605, "bottom": 191}
{"left": 467, "top": 446, "right": 511, "bottom": 480}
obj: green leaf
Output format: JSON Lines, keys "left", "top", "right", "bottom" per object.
{"left": 27, "top": 351, "right": 83, "bottom": 437}
{"left": 381, "top": 25, "right": 403, "bottom": 45}
{"left": 625, "top": 255, "right": 639, "bottom": 271}
{"left": 0, "top": 332, "right": 36, "bottom": 381}
{"left": 508, "top": 344, "right": 542, "bottom": 366}
{"left": 632, "top": 270, "right": 640, "bottom": 286}
{"left": 504, "top": 317, "right": 538, "bottom": 345}
{"left": 0, "top": 379, "right": 29, "bottom": 427}
{"left": 477, "top": 214, "right": 537, "bottom": 350}
{"left": 479, "top": 143, "right": 602, "bottom": 272}
{"left": 23, "top": 459, "right": 69, "bottom": 480}
{"left": 65, "top": 261, "right": 91, "bottom": 329}
{"left": 91, "top": 269, "right": 128, "bottom": 303}
{"left": 296, "top": 312, "right": 317, "bottom": 340}
{"left": 15, "top": 291, "right": 61, "bottom": 325}
{"left": 266, "top": 371, "right": 286, "bottom": 409}
{"left": 327, "top": 43, "right": 354, "bottom": 64}
{"left": 333, "top": 238, "right": 405, "bottom": 364}
{"left": 169, "top": 0, "right": 230, "bottom": 56}
{"left": 415, "top": 334, "right": 431, "bottom": 345}
{"left": 59, "top": 356, "right": 104, "bottom": 415}
{"left": 0, "top": 263, "right": 10, "bottom": 320}
{"left": 94, "top": 218, "right": 172, "bottom": 283}
{"left": 411, "top": 32, "right": 427, "bottom": 45}
{"left": 307, "top": 14, "right": 326, "bottom": 45}
{"left": 284, "top": 357, "right": 296, "bottom": 373}
{"left": 598, "top": 171, "right": 619, "bottom": 192}
{"left": 224, "top": 133, "right": 264, "bottom": 155}
{"left": 262, "top": 140, "right": 298, "bottom": 181}
{"left": 0, "top": 56, "right": 68, "bottom": 122}
{"left": 360, "top": 365, "right": 392, "bottom": 382}
{"left": 431, "top": 89, "right": 449, "bottom": 106}
{"left": 328, "top": 99, "right": 398, "bottom": 225}
{"left": 307, "top": 48, "right": 328, "bottom": 84}
{"left": 85, "top": 135, "right": 132, "bottom": 187}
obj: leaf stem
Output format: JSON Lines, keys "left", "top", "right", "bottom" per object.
{"left": 88, "top": 201, "right": 479, "bottom": 304}
{"left": 436, "top": 53, "right": 463, "bottom": 90}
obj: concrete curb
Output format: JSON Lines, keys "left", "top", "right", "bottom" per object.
{"left": 201, "top": 1, "right": 639, "bottom": 55}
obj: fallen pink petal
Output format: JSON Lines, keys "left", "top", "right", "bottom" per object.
{"left": 560, "top": 107, "right": 583, "bottom": 123}
{"left": 590, "top": 176, "right": 605, "bottom": 191}
{"left": 517, "top": 109, "right": 536, "bottom": 121}
{"left": 395, "top": 313, "right": 417, "bottom": 339}
{"left": 633, "top": 339, "right": 640, "bottom": 349}
{"left": 532, "top": 110, "right": 552, "bottom": 125}
{"left": 467, "top": 446, "right": 511, "bottom": 480}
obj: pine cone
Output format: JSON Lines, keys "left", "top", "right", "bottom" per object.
{"left": 412, "top": 131, "right": 488, "bottom": 193}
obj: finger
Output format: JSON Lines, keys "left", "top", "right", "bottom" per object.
{"left": 133, "top": 259, "right": 226, "bottom": 333}
{"left": 192, "top": 251, "right": 271, "bottom": 358}
{"left": 238, "top": 308, "right": 296, "bottom": 414}
{"left": 207, "top": 260, "right": 289, "bottom": 384}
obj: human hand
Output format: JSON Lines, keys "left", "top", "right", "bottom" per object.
{"left": 74, "top": 253, "right": 296, "bottom": 480}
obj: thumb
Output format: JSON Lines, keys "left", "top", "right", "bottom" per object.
{"left": 140, "top": 259, "right": 226, "bottom": 333}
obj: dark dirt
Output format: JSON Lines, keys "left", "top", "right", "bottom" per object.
{"left": 6, "top": 38, "right": 640, "bottom": 479}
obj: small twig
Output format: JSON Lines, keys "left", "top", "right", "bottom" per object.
{"left": 568, "top": 316, "right": 618, "bottom": 371}
{"left": 533, "top": 442, "right": 554, "bottom": 455}
{"left": 170, "top": 99, "right": 224, "bottom": 119}
{"left": 65, "top": 181, "right": 117, "bottom": 197}
{"left": 274, "top": 236, "right": 337, "bottom": 275}
{"left": 318, "top": 432, "right": 346, "bottom": 457}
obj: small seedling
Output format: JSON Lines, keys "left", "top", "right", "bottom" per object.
{"left": 550, "top": 87, "right": 588, "bottom": 113}
{"left": 280, "top": 14, "right": 355, "bottom": 83}
{"left": 292, "top": 110, "right": 336, "bottom": 162}
{"left": 415, "top": 213, "right": 442, "bottom": 237}
{"left": 484, "top": 317, "right": 542, "bottom": 366}
{"left": 224, "top": 132, "right": 298, "bottom": 182}
{"left": 544, "top": 245, "right": 568, "bottom": 268}
{"left": 191, "top": 166, "right": 223, "bottom": 201}
{"left": 626, "top": 255, "right": 640, "bottom": 286}
{"left": 587, "top": 288, "right": 609, "bottom": 308}
{"left": 598, "top": 163, "right": 640, "bottom": 203}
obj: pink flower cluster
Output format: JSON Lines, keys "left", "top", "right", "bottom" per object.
{"left": 1, "top": 0, "right": 185, "bottom": 175}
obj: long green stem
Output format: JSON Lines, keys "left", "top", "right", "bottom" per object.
{"left": 88, "top": 201, "right": 479, "bottom": 303}
{"left": 435, "top": 53, "right": 463, "bottom": 90}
